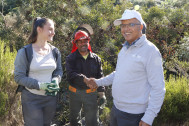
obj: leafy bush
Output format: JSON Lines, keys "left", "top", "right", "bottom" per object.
{"left": 164, "top": 58, "right": 189, "bottom": 80}
{"left": 153, "top": 76, "right": 189, "bottom": 125}
{"left": 100, "top": 107, "right": 111, "bottom": 125}
{"left": 0, "top": 40, "right": 16, "bottom": 86}
{"left": 0, "top": 40, "right": 19, "bottom": 124}
{"left": 0, "top": 92, "right": 8, "bottom": 116}
{"left": 177, "top": 36, "right": 189, "bottom": 62}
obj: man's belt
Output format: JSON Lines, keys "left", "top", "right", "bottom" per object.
{"left": 69, "top": 85, "right": 96, "bottom": 93}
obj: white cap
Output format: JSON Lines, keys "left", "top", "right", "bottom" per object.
{"left": 114, "top": 9, "right": 145, "bottom": 26}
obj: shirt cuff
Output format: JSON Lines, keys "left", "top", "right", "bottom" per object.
{"left": 141, "top": 112, "right": 156, "bottom": 125}
{"left": 37, "top": 82, "right": 41, "bottom": 90}
{"left": 95, "top": 79, "right": 102, "bottom": 86}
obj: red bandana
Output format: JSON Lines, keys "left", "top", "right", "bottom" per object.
{"left": 71, "top": 31, "right": 92, "bottom": 53}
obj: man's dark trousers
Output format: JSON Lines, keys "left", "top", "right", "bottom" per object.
{"left": 110, "top": 104, "right": 144, "bottom": 126}
{"left": 69, "top": 89, "right": 98, "bottom": 126}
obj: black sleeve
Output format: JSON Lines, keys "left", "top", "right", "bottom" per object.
{"left": 96, "top": 56, "right": 105, "bottom": 92}
{"left": 66, "top": 55, "right": 86, "bottom": 88}
{"left": 52, "top": 48, "right": 63, "bottom": 83}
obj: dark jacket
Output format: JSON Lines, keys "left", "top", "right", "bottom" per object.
{"left": 14, "top": 43, "right": 63, "bottom": 92}
{"left": 66, "top": 50, "right": 105, "bottom": 92}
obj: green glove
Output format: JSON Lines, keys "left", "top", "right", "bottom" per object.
{"left": 39, "top": 82, "right": 59, "bottom": 91}
{"left": 45, "top": 89, "right": 57, "bottom": 96}
{"left": 51, "top": 78, "right": 59, "bottom": 86}
{"left": 48, "top": 84, "right": 60, "bottom": 91}
{"left": 51, "top": 78, "right": 60, "bottom": 90}
{"left": 44, "top": 78, "right": 60, "bottom": 96}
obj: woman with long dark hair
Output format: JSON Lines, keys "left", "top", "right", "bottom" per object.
{"left": 14, "top": 17, "right": 63, "bottom": 126}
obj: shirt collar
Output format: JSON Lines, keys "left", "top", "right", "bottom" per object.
{"left": 123, "top": 37, "right": 140, "bottom": 49}
{"left": 76, "top": 49, "right": 94, "bottom": 59}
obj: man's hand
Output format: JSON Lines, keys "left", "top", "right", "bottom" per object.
{"left": 83, "top": 77, "right": 98, "bottom": 89}
{"left": 139, "top": 121, "right": 150, "bottom": 126}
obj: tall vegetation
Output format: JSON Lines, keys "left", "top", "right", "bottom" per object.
{"left": 0, "top": 40, "right": 16, "bottom": 115}
{"left": 153, "top": 77, "right": 189, "bottom": 125}
{"left": 0, "top": 40, "right": 22, "bottom": 125}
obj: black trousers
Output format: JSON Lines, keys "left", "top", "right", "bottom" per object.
{"left": 69, "top": 90, "right": 98, "bottom": 126}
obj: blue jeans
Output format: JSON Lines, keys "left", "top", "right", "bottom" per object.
{"left": 69, "top": 90, "right": 98, "bottom": 126}
{"left": 110, "top": 104, "right": 144, "bottom": 126}
{"left": 21, "top": 89, "right": 57, "bottom": 126}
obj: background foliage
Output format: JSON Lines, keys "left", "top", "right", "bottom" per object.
{"left": 0, "top": 40, "right": 23, "bottom": 125}
{"left": 0, "top": 0, "right": 189, "bottom": 125}
{"left": 153, "top": 77, "right": 189, "bottom": 126}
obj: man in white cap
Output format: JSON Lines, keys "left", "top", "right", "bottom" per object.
{"left": 84, "top": 9, "right": 166, "bottom": 126}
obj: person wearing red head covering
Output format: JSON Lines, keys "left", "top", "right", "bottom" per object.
{"left": 71, "top": 30, "right": 92, "bottom": 53}
{"left": 66, "top": 26, "right": 106, "bottom": 126}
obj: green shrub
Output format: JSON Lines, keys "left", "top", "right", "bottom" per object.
{"left": 0, "top": 40, "right": 17, "bottom": 119}
{"left": 102, "top": 60, "right": 114, "bottom": 76}
{"left": 100, "top": 107, "right": 111, "bottom": 126}
{"left": 153, "top": 76, "right": 189, "bottom": 125}
{"left": 0, "top": 92, "right": 8, "bottom": 115}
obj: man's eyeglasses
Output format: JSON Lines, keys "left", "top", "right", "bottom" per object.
{"left": 120, "top": 23, "right": 141, "bottom": 28}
